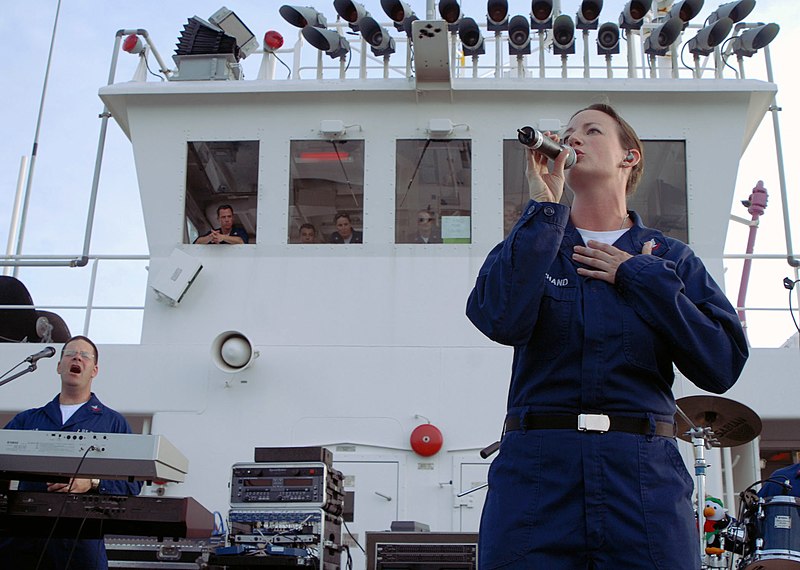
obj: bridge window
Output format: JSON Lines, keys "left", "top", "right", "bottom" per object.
{"left": 185, "top": 141, "right": 258, "bottom": 244}
{"left": 395, "top": 139, "right": 472, "bottom": 244}
{"left": 288, "top": 140, "right": 365, "bottom": 244}
{"left": 502, "top": 139, "right": 687, "bottom": 241}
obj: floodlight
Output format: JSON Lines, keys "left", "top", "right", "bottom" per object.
{"left": 302, "top": 26, "right": 351, "bottom": 59}
{"left": 439, "top": 0, "right": 462, "bottom": 30}
{"left": 619, "top": 0, "right": 652, "bottom": 30}
{"left": 487, "top": 0, "right": 509, "bottom": 31}
{"left": 381, "top": 0, "right": 415, "bottom": 30}
{"left": 508, "top": 15, "right": 532, "bottom": 54}
{"left": 667, "top": 0, "right": 704, "bottom": 26}
{"left": 279, "top": 5, "right": 327, "bottom": 28}
{"left": 643, "top": 16, "right": 683, "bottom": 55}
{"left": 459, "top": 17, "right": 485, "bottom": 56}
{"left": 596, "top": 21, "right": 620, "bottom": 55}
{"left": 731, "top": 23, "right": 779, "bottom": 57}
{"left": 708, "top": 0, "right": 755, "bottom": 25}
{"left": 552, "top": 14, "right": 575, "bottom": 55}
{"left": 687, "top": 17, "right": 732, "bottom": 55}
{"left": 530, "top": 0, "right": 554, "bottom": 30}
{"left": 209, "top": 7, "right": 259, "bottom": 58}
{"left": 175, "top": 17, "right": 238, "bottom": 57}
{"left": 576, "top": 0, "right": 603, "bottom": 30}
{"left": 334, "top": 0, "right": 370, "bottom": 31}
{"left": 360, "top": 15, "right": 396, "bottom": 56}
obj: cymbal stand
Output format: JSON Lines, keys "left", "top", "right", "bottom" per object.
{"left": 676, "top": 405, "right": 720, "bottom": 570}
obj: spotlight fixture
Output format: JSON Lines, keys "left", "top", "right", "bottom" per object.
{"left": 301, "top": 26, "right": 350, "bottom": 59}
{"left": 643, "top": 16, "right": 683, "bottom": 55}
{"left": 439, "top": 0, "right": 462, "bottom": 31}
{"left": 381, "top": 0, "right": 415, "bottom": 31}
{"left": 687, "top": 17, "right": 732, "bottom": 55}
{"left": 508, "top": 14, "right": 532, "bottom": 54}
{"left": 360, "top": 15, "right": 396, "bottom": 56}
{"left": 619, "top": 0, "right": 652, "bottom": 30}
{"left": 530, "top": 0, "right": 554, "bottom": 30}
{"left": 333, "top": 0, "right": 370, "bottom": 32}
{"left": 731, "top": 23, "right": 779, "bottom": 57}
{"left": 552, "top": 14, "right": 575, "bottom": 55}
{"left": 596, "top": 21, "right": 620, "bottom": 55}
{"left": 576, "top": 0, "right": 603, "bottom": 30}
{"left": 279, "top": 5, "right": 327, "bottom": 28}
{"left": 209, "top": 7, "right": 259, "bottom": 58}
{"left": 402, "top": 14, "right": 419, "bottom": 38}
{"left": 667, "top": 0, "right": 705, "bottom": 27}
{"left": 708, "top": 0, "right": 755, "bottom": 25}
{"left": 487, "top": 0, "right": 509, "bottom": 32}
{"left": 175, "top": 17, "right": 238, "bottom": 58}
{"left": 458, "top": 17, "right": 485, "bottom": 56}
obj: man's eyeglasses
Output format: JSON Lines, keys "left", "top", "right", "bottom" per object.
{"left": 62, "top": 349, "right": 95, "bottom": 360}
{"left": 418, "top": 217, "right": 433, "bottom": 223}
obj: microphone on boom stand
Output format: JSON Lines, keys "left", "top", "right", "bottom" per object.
{"left": 0, "top": 346, "right": 56, "bottom": 388}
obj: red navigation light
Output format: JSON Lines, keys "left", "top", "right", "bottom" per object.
{"left": 122, "top": 34, "right": 144, "bottom": 55}
{"left": 264, "top": 30, "right": 284, "bottom": 51}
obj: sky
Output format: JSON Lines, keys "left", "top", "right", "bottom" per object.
{"left": 0, "top": 0, "right": 797, "bottom": 347}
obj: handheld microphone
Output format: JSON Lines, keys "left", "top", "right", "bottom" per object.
{"left": 25, "top": 346, "right": 56, "bottom": 364}
{"left": 517, "top": 126, "right": 577, "bottom": 169}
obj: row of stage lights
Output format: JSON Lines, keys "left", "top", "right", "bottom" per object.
{"left": 278, "top": 0, "right": 778, "bottom": 62}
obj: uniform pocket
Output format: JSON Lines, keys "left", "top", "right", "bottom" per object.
{"left": 529, "top": 285, "right": 576, "bottom": 361}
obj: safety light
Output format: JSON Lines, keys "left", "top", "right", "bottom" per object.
{"left": 263, "top": 30, "right": 284, "bottom": 52}
{"left": 122, "top": 34, "right": 144, "bottom": 54}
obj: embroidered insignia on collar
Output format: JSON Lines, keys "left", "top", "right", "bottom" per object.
{"left": 90, "top": 405, "right": 102, "bottom": 413}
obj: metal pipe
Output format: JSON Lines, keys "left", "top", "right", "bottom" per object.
{"left": 763, "top": 44, "right": 800, "bottom": 268}
{"left": 736, "top": 181, "right": 768, "bottom": 331}
{"left": 4, "top": 156, "right": 27, "bottom": 277}
{"left": 13, "top": 0, "right": 63, "bottom": 278}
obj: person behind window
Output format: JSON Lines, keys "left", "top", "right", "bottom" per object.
{"left": 0, "top": 335, "right": 143, "bottom": 569}
{"left": 466, "top": 103, "right": 748, "bottom": 569}
{"left": 299, "top": 223, "right": 317, "bottom": 244}
{"left": 410, "top": 210, "right": 442, "bottom": 244}
{"left": 194, "top": 204, "right": 249, "bottom": 244}
{"left": 329, "top": 213, "right": 362, "bottom": 244}
{"left": 503, "top": 202, "right": 522, "bottom": 236}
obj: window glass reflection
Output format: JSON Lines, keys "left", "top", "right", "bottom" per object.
{"left": 395, "top": 139, "right": 472, "bottom": 244}
{"left": 185, "top": 141, "right": 258, "bottom": 244}
{"left": 502, "top": 139, "right": 687, "bottom": 241}
{"left": 288, "top": 140, "right": 364, "bottom": 244}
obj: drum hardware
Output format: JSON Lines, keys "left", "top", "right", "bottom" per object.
{"left": 675, "top": 397, "right": 763, "bottom": 570}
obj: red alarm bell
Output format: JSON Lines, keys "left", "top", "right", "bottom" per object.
{"left": 410, "top": 423, "right": 443, "bottom": 456}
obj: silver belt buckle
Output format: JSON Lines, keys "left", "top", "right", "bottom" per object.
{"left": 578, "top": 413, "right": 610, "bottom": 433}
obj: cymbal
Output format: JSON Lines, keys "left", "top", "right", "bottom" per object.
{"left": 675, "top": 395, "right": 762, "bottom": 447}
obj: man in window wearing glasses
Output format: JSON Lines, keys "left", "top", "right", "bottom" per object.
{"left": 0, "top": 335, "right": 142, "bottom": 569}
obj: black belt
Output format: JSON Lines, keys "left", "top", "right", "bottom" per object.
{"left": 504, "top": 413, "right": 675, "bottom": 438}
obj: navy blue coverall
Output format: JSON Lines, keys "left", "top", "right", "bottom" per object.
{"left": 467, "top": 201, "right": 748, "bottom": 569}
{"left": 0, "top": 393, "right": 143, "bottom": 570}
